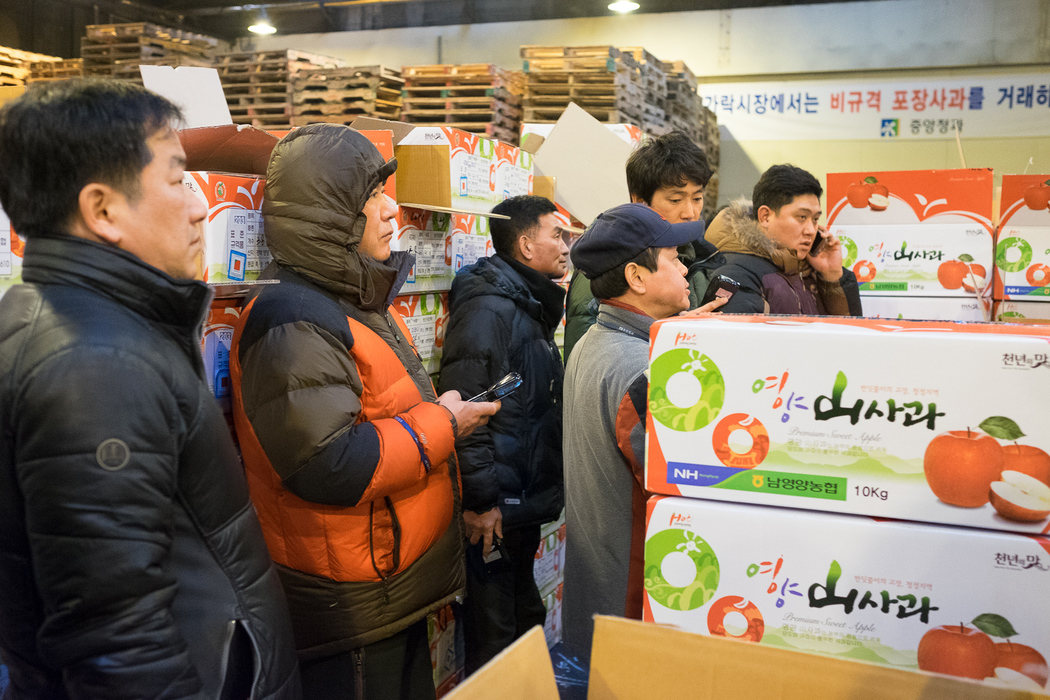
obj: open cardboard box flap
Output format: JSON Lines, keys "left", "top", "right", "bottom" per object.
{"left": 178, "top": 124, "right": 278, "bottom": 176}
{"left": 447, "top": 616, "right": 1040, "bottom": 700}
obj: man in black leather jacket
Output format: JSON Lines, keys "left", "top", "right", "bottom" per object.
{"left": 439, "top": 195, "right": 568, "bottom": 672}
{"left": 0, "top": 80, "right": 300, "bottom": 699}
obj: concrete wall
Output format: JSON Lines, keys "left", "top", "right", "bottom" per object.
{"left": 249, "top": 0, "right": 1050, "bottom": 211}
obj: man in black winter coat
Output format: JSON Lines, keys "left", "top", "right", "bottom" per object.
{"left": 0, "top": 80, "right": 300, "bottom": 699}
{"left": 439, "top": 195, "right": 568, "bottom": 672}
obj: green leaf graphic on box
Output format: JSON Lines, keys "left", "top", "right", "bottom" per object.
{"left": 972, "top": 613, "right": 1018, "bottom": 638}
{"left": 649, "top": 348, "right": 725, "bottom": 432}
{"left": 958, "top": 253, "right": 974, "bottom": 263}
{"left": 979, "top": 416, "right": 1025, "bottom": 441}
{"left": 644, "top": 528, "right": 720, "bottom": 611}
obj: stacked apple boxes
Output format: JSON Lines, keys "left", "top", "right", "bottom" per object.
{"left": 826, "top": 169, "right": 995, "bottom": 323}
{"left": 390, "top": 125, "right": 534, "bottom": 382}
{"left": 427, "top": 603, "right": 465, "bottom": 698}
{"left": 534, "top": 515, "right": 567, "bottom": 647}
{"left": 642, "top": 312, "right": 1050, "bottom": 692}
{"left": 992, "top": 174, "right": 1050, "bottom": 324}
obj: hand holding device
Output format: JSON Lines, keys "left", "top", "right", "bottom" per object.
{"left": 468, "top": 372, "right": 523, "bottom": 403}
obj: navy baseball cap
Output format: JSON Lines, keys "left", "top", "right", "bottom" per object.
{"left": 570, "top": 203, "right": 706, "bottom": 278}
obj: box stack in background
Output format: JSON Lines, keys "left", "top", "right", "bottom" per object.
{"left": 826, "top": 169, "right": 995, "bottom": 322}
{"left": 428, "top": 603, "right": 465, "bottom": 698}
{"left": 27, "top": 58, "right": 84, "bottom": 84}
{"left": 80, "top": 22, "right": 217, "bottom": 83}
{"left": 400, "top": 64, "right": 524, "bottom": 145}
{"left": 0, "top": 202, "right": 18, "bottom": 301}
{"left": 642, "top": 313, "right": 1050, "bottom": 692}
{"left": 215, "top": 49, "right": 343, "bottom": 130}
{"left": 290, "top": 65, "right": 403, "bottom": 126}
{"left": 617, "top": 47, "right": 668, "bottom": 136}
{"left": 992, "top": 174, "right": 1050, "bottom": 324}
{"left": 534, "top": 515, "right": 567, "bottom": 647}
{"left": 520, "top": 45, "right": 643, "bottom": 128}
{"left": 0, "top": 46, "right": 64, "bottom": 87}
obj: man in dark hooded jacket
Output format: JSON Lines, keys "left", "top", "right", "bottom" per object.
{"left": 230, "top": 124, "right": 498, "bottom": 699}
{"left": 438, "top": 195, "right": 568, "bottom": 672}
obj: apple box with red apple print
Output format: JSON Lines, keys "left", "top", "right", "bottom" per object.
{"left": 994, "top": 174, "right": 1050, "bottom": 302}
{"left": 646, "top": 314, "right": 1050, "bottom": 535}
{"left": 643, "top": 495, "right": 1050, "bottom": 691}
{"left": 826, "top": 169, "right": 994, "bottom": 298}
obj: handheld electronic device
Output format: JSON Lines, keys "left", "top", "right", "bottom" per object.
{"left": 810, "top": 228, "right": 826, "bottom": 255}
{"left": 700, "top": 275, "right": 740, "bottom": 308}
{"left": 468, "top": 372, "right": 523, "bottom": 403}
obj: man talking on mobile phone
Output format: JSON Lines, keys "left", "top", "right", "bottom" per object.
{"left": 438, "top": 195, "right": 569, "bottom": 673}
{"left": 706, "top": 164, "right": 863, "bottom": 316}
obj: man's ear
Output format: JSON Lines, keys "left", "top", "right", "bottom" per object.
{"left": 73, "top": 183, "right": 126, "bottom": 245}
{"left": 755, "top": 204, "right": 774, "bottom": 228}
{"left": 516, "top": 233, "right": 533, "bottom": 261}
{"left": 630, "top": 194, "right": 646, "bottom": 204}
{"left": 623, "top": 261, "right": 647, "bottom": 295}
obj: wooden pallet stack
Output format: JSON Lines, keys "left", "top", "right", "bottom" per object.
{"left": 28, "top": 59, "right": 84, "bottom": 84}
{"left": 662, "top": 59, "right": 703, "bottom": 143}
{"left": 215, "top": 49, "right": 343, "bottom": 130}
{"left": 290, "top": 65, "right": 402, "bottom": 126}
{"left": 520, "top": 46, "right": 644, "bottom": 127}
{"left": 400, "top": 64, "right": 524, "bottom": 144}
{"left": 0, "top": 46, "right": 65, "bottom": 87}
{"left": 618, "top": 47, "right": 669, "bottom": 135}
{"left": 80, "top": 23, "right": 218, "bottom": 83}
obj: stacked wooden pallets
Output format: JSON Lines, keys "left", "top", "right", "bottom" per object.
{"left": 215, "top": 49, "right": 343, "bottom": 130}
{"left": 80, "top": 23, "right": 218, "bottom": 82}
{"left": 400, "top": 64, "right": 524, "bottom": 144}
{"left": 661, "top": 59, "right": 703, "bottom": 143}
{"left": 520, "top": 46, "right": 644, "bottom": 127}
{"left": 0, "top": 46, "right": 64, "bottom": 87}
{"left": 618, "top": 47, "right": 669, "bottom": 135}
{"left": 290, "top": 65, "right": 403, "bottom": 126}
{"left": 27, "top": 59, "right": 84, "bottom": 84}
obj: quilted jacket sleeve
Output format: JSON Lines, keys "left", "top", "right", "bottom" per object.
{"left": 437, "top": 300, "right": 510, "bottom": 514}
{"left": 237, "top": 312, "right": 456, "bottom": 508}
{"left": 15, "top": 347, "right": 201, "bottom": 699}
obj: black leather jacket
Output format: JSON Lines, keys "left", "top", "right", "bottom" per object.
{"left": 439, "top": 253, "right": 566, "bottom": 529}
{"left": 0, "top": 235, "right": 300, "bottom": 699}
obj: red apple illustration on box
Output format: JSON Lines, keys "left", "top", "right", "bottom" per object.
{"left": 1023, "top": 180, "right": 1050, "bottom": 211}
{"left": 936, "top": 254, "right": 987, "bottom": 293}
{"left": 845, "top": 176, "right": 890, "bottom": 211}
{"left": 924, "top": 417, "right": 1050, "bottom": 521}
{"left": 919, "top": 614, "right": 1048, "bottom": 688}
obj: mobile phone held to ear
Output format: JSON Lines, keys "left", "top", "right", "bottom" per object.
{"left": 468, "top": 372, "right": 523, "bottom": 403}
{"left": 810, "top": 229, "right": 825, "bottom": 255}
{"left": 700, "top": 275, "right": 740, "bottom": 308}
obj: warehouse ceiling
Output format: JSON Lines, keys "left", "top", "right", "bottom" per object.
{"left": 35, "top": 0, "right": 866, "bottom": 42}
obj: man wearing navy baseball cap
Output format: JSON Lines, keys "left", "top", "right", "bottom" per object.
{"left": 560, "top": 203, "right": 726, "bottom": 656}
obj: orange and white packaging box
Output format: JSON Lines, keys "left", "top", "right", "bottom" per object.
{"left": 995, "top": 300, "right": 1050, "bottom": 324}
{"left": 643, "top": 495, "right": 1050, "bottom": 692}
{"left": 994, "top": 175, "right": 1050, "bottom": 302}
{"left": 826, "top": 169, "right": 994, "bottom": 298}
{"left": 392, "top": 292, "right": 448, "bottom": 375}
{"left": 427, "top": 604, "right": 464, "bottom": 698}
{"left": 534, "top": 516, "right": 566, "bottom": 596}
{"left": 646, "top": 314, "right": 1050, "bottom": 535}
{"left": 184, "top": 172, "right": 270, "bottom": 284}
{"left": 541, "top": 582, "right": 564, "bottom": 649}
{"left": 861, "top": 295, "right": 991, "bottom": 322}
{"left": 394, "top": 208, "right": 491, "bottom": 294}
{"left": 493, "top": 142, "right": 534, "bottom": 202}
{"left": 396, "top": 127, "right": 496, "bottom": 213}
{"left": 200, "top": 299, "right": 241, "bottom": 414}
{"left": 0, "top": 202, "right": 21, "bottom": 300}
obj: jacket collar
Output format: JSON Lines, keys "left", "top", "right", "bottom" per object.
{"left": 20, "top": 233, "right": 213, "bottom": 331}
{"left": 497, "top": 254, "right": 566, "bottom": 331}
{"left": 596, "top": 300, "right": 654, "bottom": 341}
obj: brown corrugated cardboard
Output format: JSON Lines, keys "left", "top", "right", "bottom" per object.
{"left": 178, "top": 123, "right": 278, "bottom": 176}
{"left": 443, "top": 627, "right": 558, "bottom": 700}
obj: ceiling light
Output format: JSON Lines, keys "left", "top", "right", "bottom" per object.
{"left": 248, "top": 8, "right": 277, "bottom": 34}
{"left": 608, "top": 1, "right": 640, "bottom": 12}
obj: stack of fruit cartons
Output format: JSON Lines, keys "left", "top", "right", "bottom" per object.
{"left": 400, "top": 64, "right": 524, "bottom": 145}
{"left": 290, "top": 65, "right": 402, "bottom": 126}
{"left": 215, "top": 49, "right": 343, "bottom": 130}
{"left": 991, "top": 174, "right": 1050, "bottom": 324}
{"left": 618, "top": 46, "right": 668, "bottom": 135}
{"left": 80, "top": 22, "right": 217, "bottom": 82}
{"left": 0, "top": 46, "right": 64, "bottom": 87}
{"left": 28, "top": 58, "right": 84, "bottom": 84}
{"left": 520, "top": 45, "right": 644, "bottom": 127}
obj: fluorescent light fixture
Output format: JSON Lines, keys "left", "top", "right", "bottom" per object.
{"left": 608, "top": 1, "right": 640, "bottom": 12}
{"left": 248, "top": 8, "right": 277, "bottom": 34}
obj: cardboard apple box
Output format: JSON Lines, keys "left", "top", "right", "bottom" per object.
{"left": 826, "top": 170, "right": 994, "bottom": 298}
{"left": 394, "top": 207, "right": 492, "bottom": 294}
{"left": 646, "top": 314, "right": 1050, "bottom": 535}
{"left": 995, "top": 300, "right": 1050, "bottom": 325}
{"left": 428, "top": 604, "right": 464, "bottom": 698}
{"left": 201, "top": 299, "right": 242, "bottom": 415}
{"left": 0, "top": 202, "right": 21, "bottom": 301}
{"left": 493, "top": 142, "right": 534, "bottom": 202}
{"left": 994, "top": 174, "right": 1050, "bottom": 302}
{"left": 396, "top": 127, "right": 497, "bottom": 213}
{"left": 644, "top": 495, "right": 1050, "bottom": 691}
{"left": 391, "top": 292, "right": 448, "bottom": 374}
{"left": 185, "top": 172, "right": 270, "bottom": 283}
{"left": 861, "top": 295, "right": 991, "bottom": 322}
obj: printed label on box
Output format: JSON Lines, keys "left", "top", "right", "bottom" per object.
{"left": 0, "top": 253, "right": 11, "bottom": 277}
{"left": 646, "top": 315, "right": 1050, "bottom": 534}
{"left": 450, "top": 232, "right": 492, "bottom": 273}
{"left": 645, "top": 496, "right": 1050, "bottom": 691}
{"left": 226, "top": 209, "right": 270, "bottom": 274}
